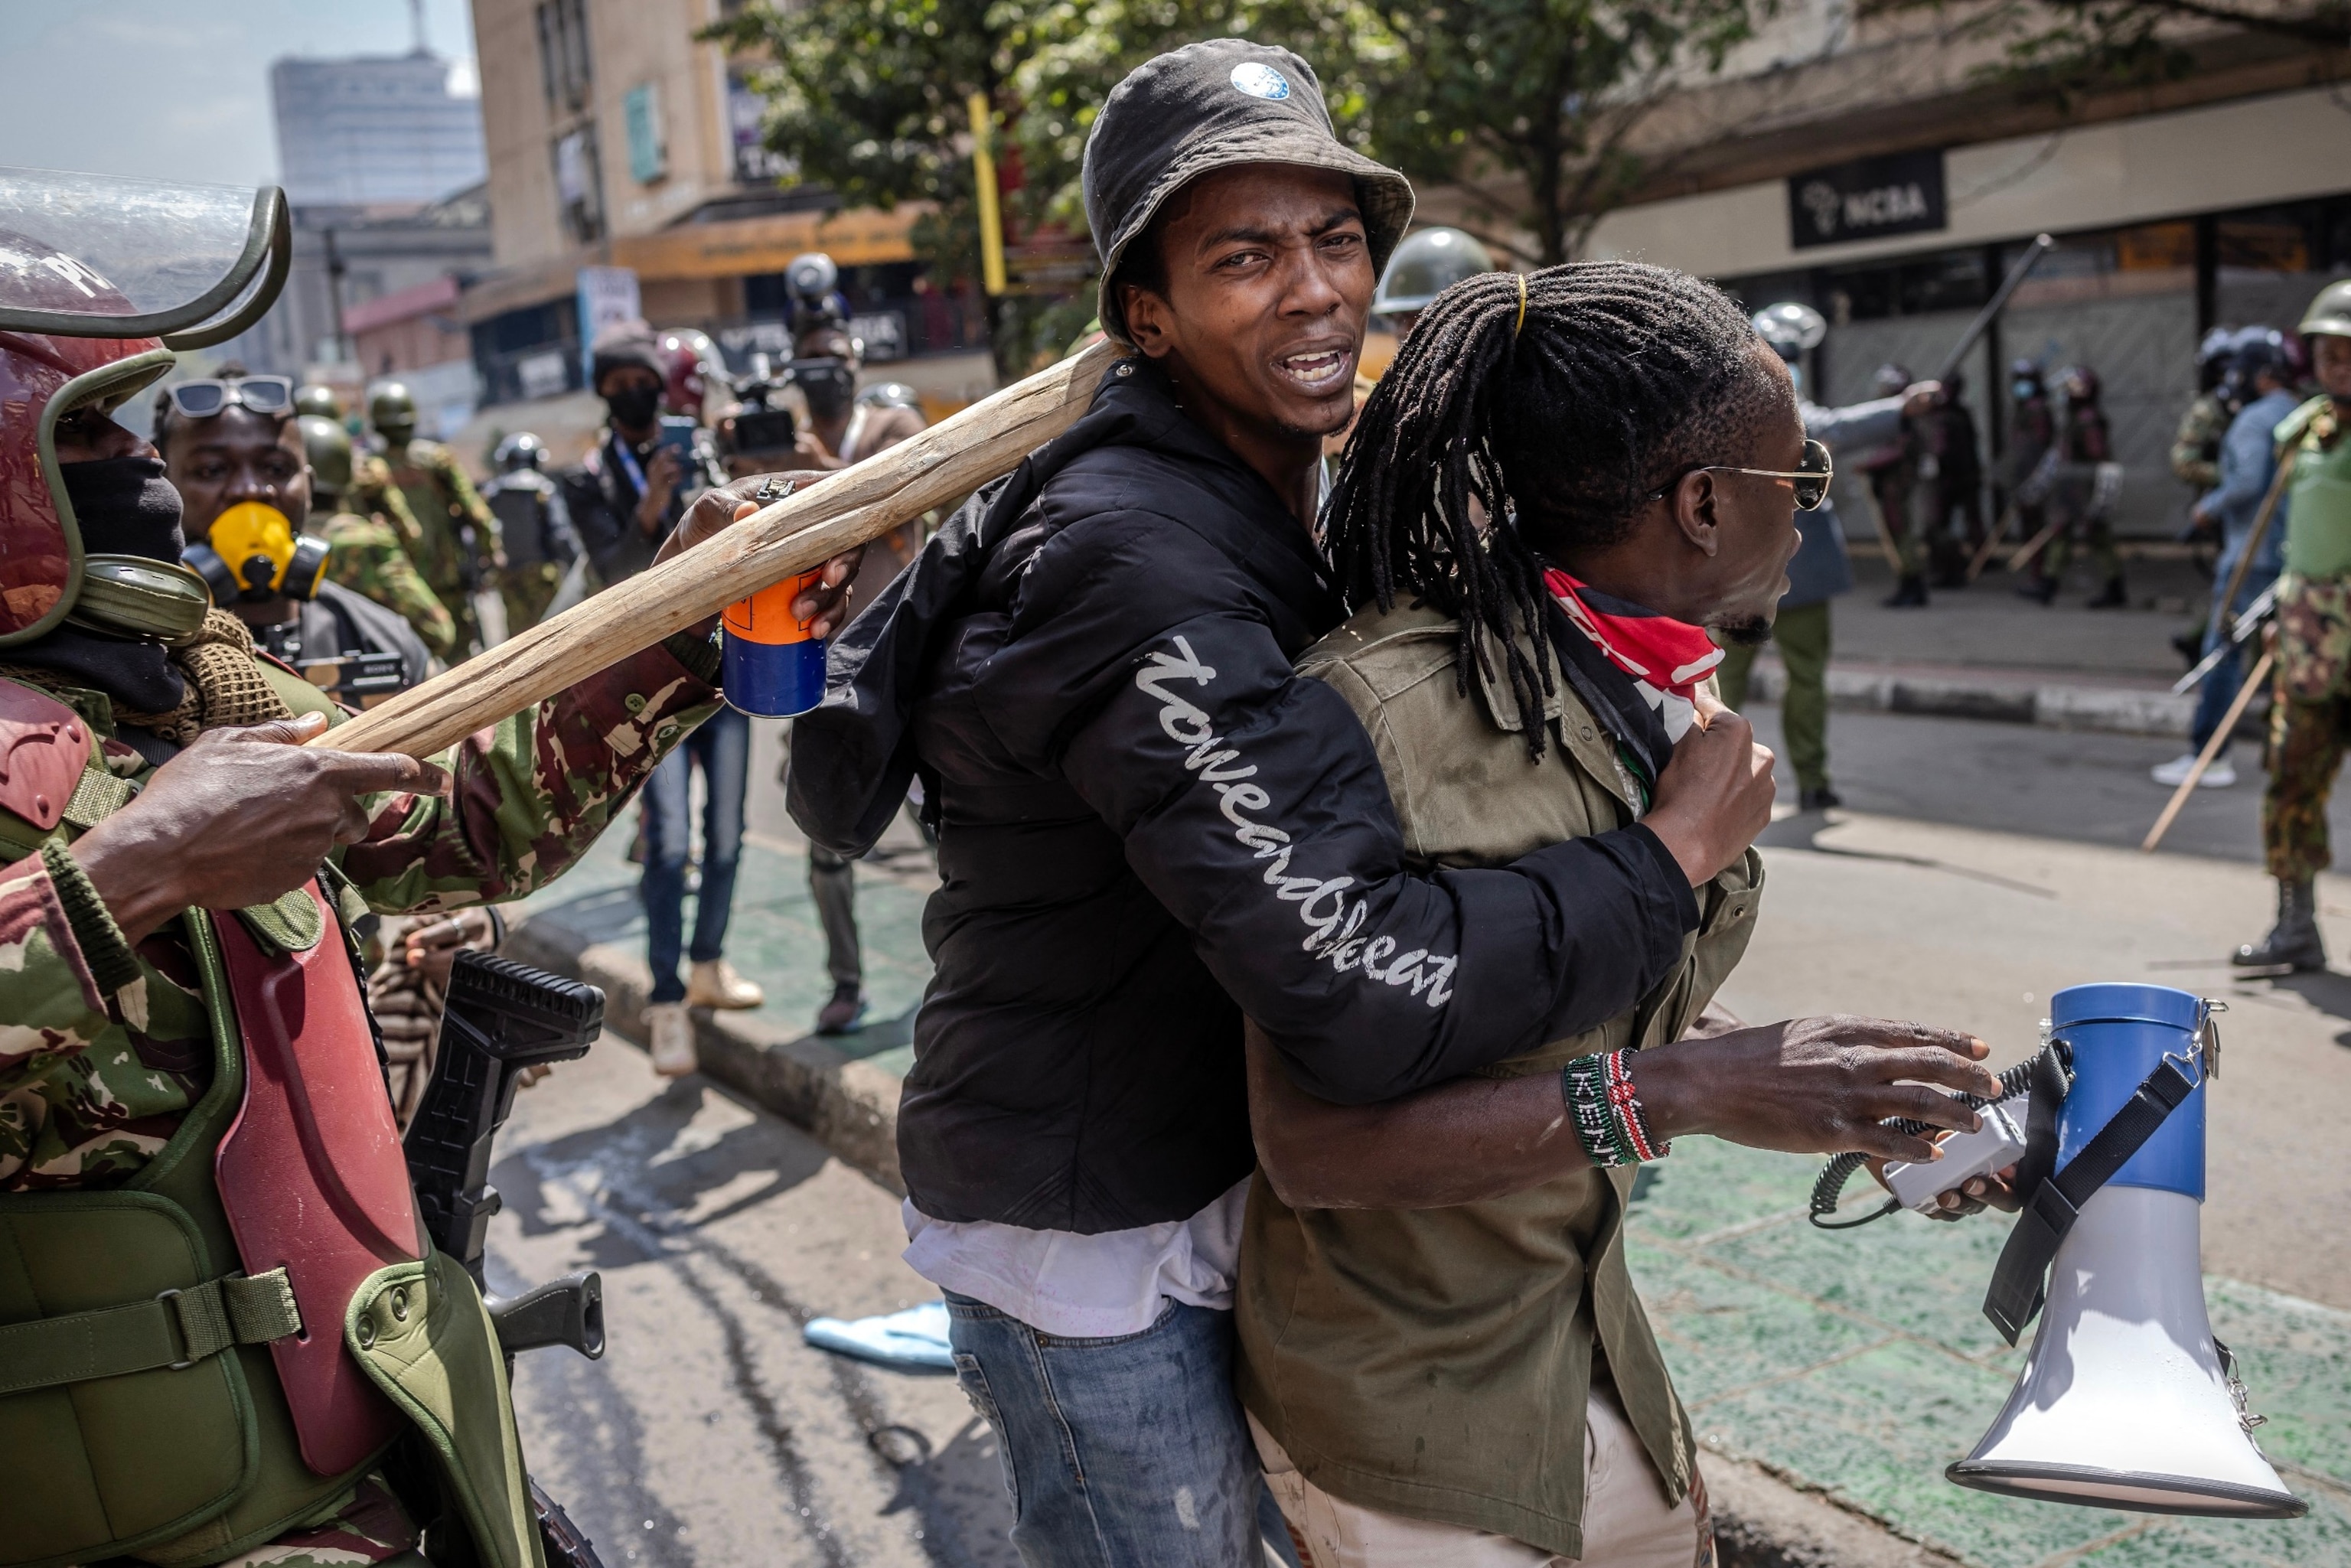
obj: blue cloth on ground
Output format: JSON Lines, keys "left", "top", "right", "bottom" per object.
{"left": 803, "top": 1299, "right": 955, "bottom": 1371}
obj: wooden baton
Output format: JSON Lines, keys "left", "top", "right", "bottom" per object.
{"left": 311, "top": 341, "right": 1123, "bottom": 759}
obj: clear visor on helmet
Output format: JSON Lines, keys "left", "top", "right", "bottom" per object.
{"left": 0, "top": 167, "right": 289, "bottom": 347}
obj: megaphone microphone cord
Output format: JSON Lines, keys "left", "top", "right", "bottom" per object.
{"left": 1808, "top": 1047, "right": 2066, "bottom": 1230}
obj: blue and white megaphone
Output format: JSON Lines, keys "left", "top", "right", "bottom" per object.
{"left": 1948, "top": 983, "right": 2305, "bottom": 1517}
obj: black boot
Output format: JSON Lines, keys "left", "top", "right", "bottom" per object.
{"left": 2016, "top": 575, "right": 2059, "bottom": 605}
{"left": 2235, "top": 879, "right": 2327, "bottom": 970}
{"left": 1883, "top": 574, "right": 1929, "bottom": 608}
{"left": 1798, "top": 784, "right": 1842, "bottom": 812}
{"left": 2087, "top": 575, "right": 2128, "bottom": 609}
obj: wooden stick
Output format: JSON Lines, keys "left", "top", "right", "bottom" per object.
{"left": 312, "top": 341, "right": 1122, "bottom": 759}
{"left": 1963, "top": 503, "right": 2016, "bottom": 583}
{"left": 2004, "top": 513, "right": 2065, "bottom": 575}
{"left": 2142, "top": 646, "right": 2273, "bottom": 853}
{"left": 2212, "top": 452, "right": 2297, "bottom": 641}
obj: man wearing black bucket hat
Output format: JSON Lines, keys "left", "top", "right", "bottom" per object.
{"left": 786, "top": 39, "right": 1815, "bottom": 1566}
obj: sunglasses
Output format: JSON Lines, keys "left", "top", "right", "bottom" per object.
{"left": 1648, "top": 438, "right": 1835, "bottom": 512}
{"left": 168, "top": 374, "right": 295, "bottom": 420}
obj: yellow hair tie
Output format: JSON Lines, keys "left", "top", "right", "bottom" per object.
{"left": 1513, "top": 272, "right": 1529, "bottom": 337}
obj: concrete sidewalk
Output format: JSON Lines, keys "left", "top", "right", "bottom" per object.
{"left": 1745, "top": 555, "right": 2232, "bottom": 741}
{"left": 506, "top": 804, "right": 2351, "bottom": 1568}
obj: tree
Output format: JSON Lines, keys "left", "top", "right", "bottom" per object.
{"left": 712, "top": 0, "right": 1782, "bottom": 371}
{"left": 1877, "top": 0, "right": 2348, "bottom": 98}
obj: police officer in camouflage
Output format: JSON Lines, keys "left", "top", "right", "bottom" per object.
{"left": 302, "top": 413, "right": 458, "bottom": 660}
{"left": 370, "top": 382, "right": 502, "bottom": 655}
{"left": 2239, "top": 281, "right": 2351, "bottom": 970}
{"left": 0, "top": 169, "right": 862, "bottom": 1568}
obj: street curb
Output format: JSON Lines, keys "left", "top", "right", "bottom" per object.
{"left": 1708, "top": 1456, "right": 1969, "bottom": 1568}
{"left": 504, "top": 915, "right": 908, "bottom": 1195}
{"left": 1740, "top": 662, "right": 2254, "bottom": 740}
{"left": 506, "top": 906, "right": 1963, "bottom": 1568}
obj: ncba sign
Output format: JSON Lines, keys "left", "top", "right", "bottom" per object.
{"left": 1786, "top": 150, "right": 1947, "bottom": 250}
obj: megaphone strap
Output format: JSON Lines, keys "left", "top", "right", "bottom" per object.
{"left": 1981, "top": 1054, "right": 2199, "bottom": 1345}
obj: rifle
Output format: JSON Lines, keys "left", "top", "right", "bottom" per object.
{"left": 403, "top": 950, "right": 607, "bottom": 1357}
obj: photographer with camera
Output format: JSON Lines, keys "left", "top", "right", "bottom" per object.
{"left": 724, "top": 253, "right": 932, "bottom": 1033}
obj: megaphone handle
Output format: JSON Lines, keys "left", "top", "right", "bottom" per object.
{"left": 1981, "top": 1054, "right": 2200, "bottom": 1345}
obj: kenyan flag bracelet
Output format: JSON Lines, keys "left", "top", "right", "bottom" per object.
{"left": 1560, "top": 1048, "right": 1670, "bottom": 1167}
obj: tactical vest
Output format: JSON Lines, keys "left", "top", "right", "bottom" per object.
{"left": 0, "top": 671, "right": 542, "bottom": 1568}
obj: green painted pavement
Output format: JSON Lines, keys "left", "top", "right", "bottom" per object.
{"left": 513, "top": 835, "right": 2351, "bottom": 1566}
{"left": 511, "top": 826, "right": 936, "bottom": 1076}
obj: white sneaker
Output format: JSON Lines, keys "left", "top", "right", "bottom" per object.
{"left": 644, "top": 1002, "right": 697, "bottom": 1077}
{"left": 2151, "top": 754, "right": 2236, "bottom": 788}
{"left": 686, "top": 957, "right": 765, "bottom": 1010}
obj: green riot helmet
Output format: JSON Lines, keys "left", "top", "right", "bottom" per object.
{"left": 294, "top": 382, "right": 342, "bottom": 420}
{"left": 370, "top": 380, "right": 417, "bottom": 445}
{"left": 1372, "top": 227, "right": 1498, "bottom": 318}
{"left": 2300, "top": 279, "right": 2351, "bottom": 342}
{"left": 299, "top": 413, "right": 354, "bottom": 501}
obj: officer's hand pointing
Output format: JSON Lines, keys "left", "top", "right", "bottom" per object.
{"left": 73, "top": 712, "right": 449, "bottom": 946}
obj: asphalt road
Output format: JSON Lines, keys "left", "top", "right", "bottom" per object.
{"left": 485, "top": 1040, "right": 1019, "bottom": 1568}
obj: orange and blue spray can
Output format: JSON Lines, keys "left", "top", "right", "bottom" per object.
{"left": 721, "top": 569, "right": 828, "bottom": 716}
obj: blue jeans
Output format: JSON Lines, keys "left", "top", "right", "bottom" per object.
{"left": 640, "top": 705, "right": 748, "bottom": 1004}
{"left": 945, "top": 1293, "right": 1296, "bottom": 1567}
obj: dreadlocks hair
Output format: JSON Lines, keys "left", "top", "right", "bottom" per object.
{"left": 1324, "top": 260, "right": 1785, "bottom": 758}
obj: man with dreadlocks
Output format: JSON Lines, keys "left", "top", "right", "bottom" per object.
{"left": 785, "top": 40, "right": 1997, "bottom": 1568}
{"left": 1232, "top": 260, "right": 2004, "bottom": 1566}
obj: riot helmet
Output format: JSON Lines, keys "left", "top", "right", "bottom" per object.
{"left": 657, "top": 328, "right": 721, "bottom": 419}
{"left": 1752, "top": 302, "right": 1827, "bottom": 363}
{"left": 1372, "top": 227, "right": 1499, "bottom": 321}
{"left": 2056, "top": 364, "right": 2101, "bottom": 405}
{"left": 0, "top": 167, "right": 291, "bottom": 648}
{"left": 857, "top": 382, "right": 922, "bottom": 412}
{"left": 2301, "top": 279, "right": 2351, "bottom": 342}
{"left": 2009, "top": 358, "right": 2046, "bottom": 401}
{"left": 369, "top": 382, "right": 417, "bottom": 446}
{"left": 784, "top": 252, "right": 848, "bottom": 336}
{"left": 2197, "top": 325, "right": 2238, "bottom": 392}
{"left": 300, "top": 412, "right": 354, "bottom": 501}
{"left": 294, "top": 382, "right": 343, "bottom": 420}
{"left": 1872, "top": 363, "right": 1912, "bottom": 399}
{"left": 2229, "top": 328, "right": 2291, "bottom": 396}
{"left": 495, "top": 431, "right": 548, "bottom": 472}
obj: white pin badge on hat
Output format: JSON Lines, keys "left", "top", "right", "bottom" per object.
{"left": 1230, "top": 62, "right": 1291, "bottom": 100}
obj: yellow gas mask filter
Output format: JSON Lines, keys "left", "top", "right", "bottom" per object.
{"left": 184, "top": 501, "right": 331, "bottom": 603}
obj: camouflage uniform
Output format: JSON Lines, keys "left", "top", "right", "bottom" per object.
{"left": 383, "top": 440, "right": 501, "bottom": 656}
{"left": 2172, "top": 391, "right": 2229, "bottom": 493}
{"left": 321, "top": 508, "right": 457, "bottom": 660}
{"left": 0, "top": 626, "right": 720, "bottom": 1562}
{"left": 2264, "top": 396, "right": 2351, "bottom": 884}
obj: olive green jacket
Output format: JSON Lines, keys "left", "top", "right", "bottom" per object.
{"left": 1234, "top": 601, "right": 1762, "bottom": 1559}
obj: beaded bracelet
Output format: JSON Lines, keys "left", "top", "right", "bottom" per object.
{"left": 1560, "top": 1048, "right": 1669, "bottom": 1167}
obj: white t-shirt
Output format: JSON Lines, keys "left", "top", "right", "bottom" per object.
{"left": 902, "top": 1178, "right": 1251, "bottom": 1338}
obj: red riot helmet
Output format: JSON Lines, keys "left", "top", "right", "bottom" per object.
{"left": 657, "top": 328, "right": 722, "bottom": 419}
{"left": 0, "top": 168, "right": 290, "bottom": 647}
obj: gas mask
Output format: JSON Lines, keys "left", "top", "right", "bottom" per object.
{"left": 183, "top": 501, "right": 330, "bottom": 604}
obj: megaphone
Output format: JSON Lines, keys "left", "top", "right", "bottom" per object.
{"left": 1948, "top": 983, "right": 2305, "bottom": 1518}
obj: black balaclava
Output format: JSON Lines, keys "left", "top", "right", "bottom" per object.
{"left": 604, "top": 382, "right": 660, "bottom": 433}
{"left": 8, "top": 457, "right": 193, "bottom": 714}
{"left": 799, "top": 358, "right": 856, "bottom": 422}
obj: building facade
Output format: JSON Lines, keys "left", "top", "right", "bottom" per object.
{"left": 270, "top": 51, "right": 488, "bottom": 208}
{"left": 1523, "top": 5, "right": 2351, "bottom": 541}
{"left": 464, "top": 0, "right": 992, "bottom": 421}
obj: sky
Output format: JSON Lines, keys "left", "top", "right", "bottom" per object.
{"left": 0, "top": 1, "right": 478, "bottom": 191}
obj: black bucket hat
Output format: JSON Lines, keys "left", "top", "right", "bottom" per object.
{"left": 1082, "top": 39, "right": 1415, "bottom": 347}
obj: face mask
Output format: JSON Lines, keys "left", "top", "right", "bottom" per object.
{"left": 2011, "top": 380, "right": 2038, "bottom": 402}
{"left": 61, "top": 455, "right": 186, "bottom": 562}
{"left": 605, "top": 384, "right": 661, "bottom": 430}
{"left": 800, "top": 361, "right": 856, "bottom": 420}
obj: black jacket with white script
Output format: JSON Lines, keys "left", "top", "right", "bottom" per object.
{"left": 787, "top": 358, "right": 1698, "bottom": 1234}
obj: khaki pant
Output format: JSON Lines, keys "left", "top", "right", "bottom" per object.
{"left": 1250, "top": 1390, "right": 1712, "bottom": 1567}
